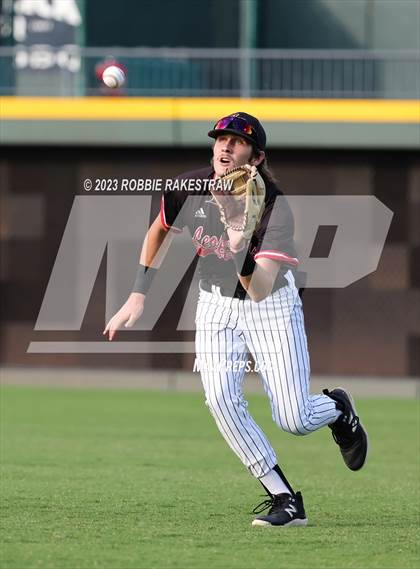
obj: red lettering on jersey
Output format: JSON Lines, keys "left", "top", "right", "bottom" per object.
{"left": 192, "top": 226, "right": 233, "bottom": 260}
{"left": 193, "top": 226, "right": 203, "bottom": 240}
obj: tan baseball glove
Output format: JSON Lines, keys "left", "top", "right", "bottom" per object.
{"left": 210, "top": 165, "right": 266, "bottom": 240}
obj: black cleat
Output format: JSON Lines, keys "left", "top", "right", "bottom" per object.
{"left": 324, "top": 387, "right": 368, "bottom": 471}
{"left": 252, "top": 491, "right": 308, "bottom": 527}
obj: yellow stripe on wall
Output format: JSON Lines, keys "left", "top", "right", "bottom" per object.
{"left": 1, "top": 97, "right": 419, "bottom": 123}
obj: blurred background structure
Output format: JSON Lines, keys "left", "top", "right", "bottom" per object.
{"left": 1, "top": 0, "right": 419, "bottom": 381}
{"left": 1, "top": 0, "right": 420, "bottom": 100}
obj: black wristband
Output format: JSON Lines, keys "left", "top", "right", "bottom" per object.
{"left": 132, "top": 264, "right": 158, "bottom": 294}
{"left": 232, "top": 249, "right": 256, "bottom": 276}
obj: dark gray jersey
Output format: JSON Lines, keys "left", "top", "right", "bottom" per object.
{"left": 161, "top": 166, "right": 298, "bottom": 293}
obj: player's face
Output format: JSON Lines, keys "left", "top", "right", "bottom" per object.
{"left": 213, "top": 135, "right": 258, "bottom": 177}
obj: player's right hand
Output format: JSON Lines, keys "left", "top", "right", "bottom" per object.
{"left": 103, "top": 293, "right": 145, "bottom": 341}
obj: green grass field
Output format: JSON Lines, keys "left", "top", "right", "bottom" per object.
{"left": 1, "top": 385, "right": 419, "bottom": 569}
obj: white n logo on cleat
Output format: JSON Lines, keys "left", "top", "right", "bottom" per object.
{"left": 284, "top": 503, "right": 297, "bottom": 518}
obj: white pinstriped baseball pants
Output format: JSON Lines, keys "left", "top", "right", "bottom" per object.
{"left": 195, "top": 271, "right": 340, "bottom": 479}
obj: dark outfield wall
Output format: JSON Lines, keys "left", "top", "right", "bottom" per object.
{"left": 1, "top": 146, "right": 419, "bottom": 376}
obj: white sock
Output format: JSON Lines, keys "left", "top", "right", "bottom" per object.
{"left": 259, "top": 469, "right": 291, "bottom": 496}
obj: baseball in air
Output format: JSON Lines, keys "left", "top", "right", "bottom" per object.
{"left": 102, "top": 65, "right": 125, "bottom": 88}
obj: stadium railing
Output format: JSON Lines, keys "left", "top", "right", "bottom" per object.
{"left": 0, "top": 46, "right": 419, "bottom": 99}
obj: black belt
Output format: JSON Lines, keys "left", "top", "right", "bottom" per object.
{"left": 199, "top": 277, "right": 288, "bottom": 300}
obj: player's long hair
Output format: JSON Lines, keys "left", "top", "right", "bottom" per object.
{"left": 250, "top": 146, "right": 277, "bottom": 186}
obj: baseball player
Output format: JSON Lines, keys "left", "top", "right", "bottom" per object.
{"left": 104, "top": 112, "right": 368, "bottom": 527}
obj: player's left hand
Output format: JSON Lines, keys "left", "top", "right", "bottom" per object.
{"left": 211, "top": 164, "right": 266, "bottom": 242}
